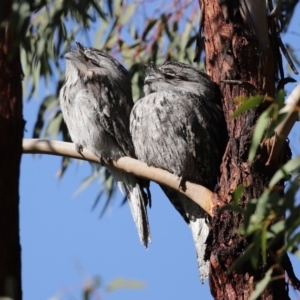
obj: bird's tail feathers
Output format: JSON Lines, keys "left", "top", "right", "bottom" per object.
{"left": 109, "top": 168, "right": 151, "bottom": 248}
{"left": 162, "top": 187, "right": 210, "bottom": 283}
{"left": 177, "top": 193, "right": 210, "bottom": 283}
{"left": 188, "top": 215, "right": 210, "bottom": 283}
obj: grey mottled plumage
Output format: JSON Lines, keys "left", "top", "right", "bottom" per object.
{"left": 59, "top": 43, "right": 151, "bottom": 247}
{"left": 130, "top": 61, "right": 227, "bottom": 282}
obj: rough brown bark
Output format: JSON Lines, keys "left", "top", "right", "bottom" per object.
{"left": 201, "top": 0, "right": 288, "bottom": 299}
{"left": 0, "top": 1, "right": 23, "bottom": 299}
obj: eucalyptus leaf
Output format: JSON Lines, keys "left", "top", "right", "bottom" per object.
{"left": 269, "top": 156, "right": 300, "bottom": 187}
{"left": 232, "top": 95, "right": 264, "bottom": 119}
{"left": 248, "top": 107, "right": 271, "bottom": 162}
{"left": 228, "top": 243, "right": 256, "bottom": 273}
{"left": 118, "top": 3, "right": 135, "bottom": 26}
{"left": 106, "top": 278, "right": 145, "bottom": 292}
{"left": 249, "top": 268, "right": 273, "bottom": 300}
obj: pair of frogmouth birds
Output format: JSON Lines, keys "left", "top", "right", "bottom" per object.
{"left": 59, "top": 42, "right": 227, "bottom": 283}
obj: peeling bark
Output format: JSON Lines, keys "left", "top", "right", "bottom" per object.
{"left": 0, "top": 1, "right": 23, "bottom": 298}
{"left": 201, "top": 0, "right": 289, "bottom": 299}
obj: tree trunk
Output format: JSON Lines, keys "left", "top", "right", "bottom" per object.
{"left": 0, "top": 1, "right": 23, "bottom": 298}
{"left": 201, "top": 1, "right": 288, "bottom": 299}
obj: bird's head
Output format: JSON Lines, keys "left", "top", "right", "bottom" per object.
{"left": 143, "top": 61, "right": 221, "bottom": 105}
{"left": 64, "top": 42, "right": 130, "bottom": 87}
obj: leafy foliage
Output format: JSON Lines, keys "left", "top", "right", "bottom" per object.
{"left": 229, "top": 154, "right": 300, "bottom": 298}
{"left": 229, "top": 89, "right": 300, "bottom": 297}
{"left": 231, "top": 95, "right": 264, "bottom": 119}
{"left": 49, "top": 272, "right": 145, "bottom": 300}
{"left": 4, "top": 0, "right": 300, "bottom": 297}
{"left": 248, "top": 91, "right": 286, "bottom": 162}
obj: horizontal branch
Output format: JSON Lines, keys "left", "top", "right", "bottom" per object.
{"left": 266, "top": 83, "right": 300, "bottom": 165}
{"left": 22, "top": 139, "right": 214, "bottom": 217}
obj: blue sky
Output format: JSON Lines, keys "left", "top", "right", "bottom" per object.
{"left": 21, "top": 118, "right": 210, "bottom": 299}
{"left": 20, "top": 2, "right": 300, "bottom": 300}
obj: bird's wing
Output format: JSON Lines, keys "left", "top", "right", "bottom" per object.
{"left": 174, "top": 92, "right": 223, "bottom": 188}
{"left": 87, "top": 79, "right": 135, "bottom": 159}
{"left": 131, "top": 92, "right": 190, "bottom": 177}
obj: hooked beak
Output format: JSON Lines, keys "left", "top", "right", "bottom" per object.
{"left": 65, "top": 51, "right": 77, "bottom": 60}
{"left": 144, "top": 75, "right": 156, "bottom": 84}
{"left": 65, "top": 42, "right": 86, "bottom": 60}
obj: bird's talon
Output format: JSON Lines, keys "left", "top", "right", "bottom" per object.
{"left": 179, "top": 176, "right": 187, "bottom": 192}
{"left": 75, "top": 144, "right": 85, "bottom": 158}
{"left": 99, "top": 156, "right": 106, "bottom": 166}
{"left": 75, "top": 144, "right": 84, "bottom": 155}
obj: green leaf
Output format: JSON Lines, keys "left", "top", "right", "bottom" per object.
{"left": 243, "top": 198, "right": 257, "bottom": 232}
{"left": 231, "top": 95, "right": 264, "bottom": 118}
{"left": 106, "top": 278, "right": 146, "bottom": 292}
{"left": 118, "top": 3, "right": 136, "bottom": 26}
{"left": 43, "top": 111, "right": 63, "bottom": 139}
{"left": 269, "top": 220, "right": 285, "bottom": 235}
{"left": 250, "top": 235, "right": 260, "bottom": 268}
{"left": 284, "top": 232, "right": 300, "bottom": 253}
{"left": 33, "top": 95, "right": 58, "bottom": 138}
{"left": 261, "top": 228, "right": 267, "bottom": 264}
{"left": 275, "top": 89, "right": 286, "bottom": 108}
{"left": 181, "top": 17, "right": 194, "bottom": 50}
{"left": 73, "top": 170, "right": 101, "bottom": 198}
{"left": 99, "top": 175, "right": 115, "bottom": 217}
{"left": 248, "top": 107, "right": 271, "bottom": 162}
{"left": 269, "top": 156, "right": 300, "bottom": 187}
{"left": 228, "top": 243, "right": 256, "bottom": 273}
{"left": 142, "top": 19, "right": 158, "bottom": 41}
{"left": 249, "top": 268, "right": 273, "bottom": 300}
{"left": 58, "top": 156, "right": 71, "bottom": 178}
{"left": 233, "top": 185, "right": 244, "bottom": 203}
{"left": 161, "top": 14, "right": 173, "bottom": 41}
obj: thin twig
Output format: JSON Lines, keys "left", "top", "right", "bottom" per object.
{"left": 266, "top": 83, "right": 300, "bottom": 165}
{"left": 22, "top": 139, "right": 215, "bottom": 217}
